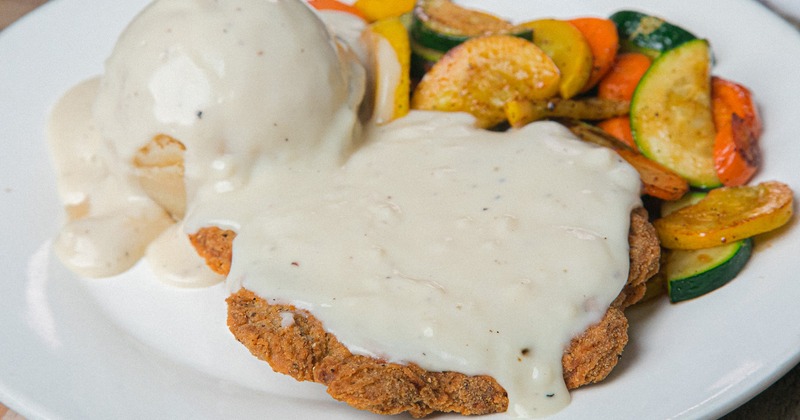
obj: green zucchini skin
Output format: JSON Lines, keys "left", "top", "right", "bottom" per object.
{"left": 410, "top": 17, "right": 532, "bottom": 52}
{"left": 409, "top": 1, "right": 533, "bottom": 79}
{"left": 410, "top": 0, "right": 532, "bottom": 55}
{"left": 631, "top": 39, "right": 721, "bottom": 189}
{"left": 660, "top": 192, "right": 754, "bottom": 303}
{"left": 610, "top": 10, "right": 698, "bottom": 58}
{"left": 410, "top": 39, "right": 443, "bottom": 79}
{"left": 666, "top": 238, "right": 753, "bottom": 303}
{"left": 411, "top": 16, "right": 465, "bottom": 51}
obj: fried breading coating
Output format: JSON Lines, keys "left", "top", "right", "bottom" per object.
{"left": 192, "top": 208, "right": 659, "bottom": 417}
{"left": 189, "top": 226, "right": 235, "bottom": 276}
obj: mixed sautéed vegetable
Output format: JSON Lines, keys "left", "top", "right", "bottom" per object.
{"left": 309, "top": 0, "right": 794, "bottom": 303}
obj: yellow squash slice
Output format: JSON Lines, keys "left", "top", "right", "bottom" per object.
{"left": 520, "top": 19, "right": 593, "bottom": 99}
{"left": 355, "top": 0, "right": 415, "bottom": 21}
{"left": 411, "top": 35, "right": 560, "bottom": 128}
{"left": 654, "top": 181, "right": 794, "bottom": 249}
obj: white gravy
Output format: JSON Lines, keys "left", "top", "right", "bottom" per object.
{"left": 47, "top": 0, "right": 642, "bottom": 417}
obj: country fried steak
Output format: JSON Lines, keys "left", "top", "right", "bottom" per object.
{"left": 190, "top": 207, "right": 659, "bottom": 417}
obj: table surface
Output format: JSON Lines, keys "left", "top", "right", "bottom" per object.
{"left": 1, "top": 1, "right": 798, "bottom": 419}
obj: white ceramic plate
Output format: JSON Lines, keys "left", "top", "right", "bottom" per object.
{"left": 1, "top": 1, "right": 799, "bottom": 419}
{"left": 762, "top": 0, "right": 800, "bottom": 24}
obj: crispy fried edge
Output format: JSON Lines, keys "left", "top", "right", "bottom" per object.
{"left": 193, "top": 208, "right": 659, "bottom": 417}
{"left": 189, "top": 227, "right": 235, "bottom": 276}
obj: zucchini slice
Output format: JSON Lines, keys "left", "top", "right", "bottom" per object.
{"left": 610, "top": 10, "right": 698, "bottom": 59}
{"left": 660, "top": 191, "right": 753, "bottom": 303}
{"left": 410, "top": 38, "right": 444, "bottom": 79}
{"left": 664, "top": 238, "right": 753, "bottom": 303}
{"left": 631, "top": 39, "right": 721, "bottom": 189}
{"left": 410, "top": 0, "right": 531, "bottom": 52}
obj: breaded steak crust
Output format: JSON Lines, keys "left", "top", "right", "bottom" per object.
{"left": 227, "top": 289, "right": 629, "bottom": 417}
{"left": 193, "top": 207, "right": 659, "bottom": 417}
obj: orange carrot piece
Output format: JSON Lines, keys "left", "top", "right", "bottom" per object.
{"left": 711, "top": 77, "right": 762, "bottom": 186}
{"left": 307, "top": 0, "right": 367, "bottom": 20}
{"left": 597, "top": 116, "right": 635, "bottom": 148}
{"left": 616, "top": 148, "right": 689, "bottom": 201}
{"left": 712, "top": 77, "right": 762, "bottom": 138}
{"left": 597, "top": 52, "right": 651, "bottom": 101}
{"left": 569, "top": 17, "right": 619, "bottom": 93}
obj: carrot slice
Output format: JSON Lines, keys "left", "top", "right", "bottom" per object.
{"left": 569, "top": 17, "right": 619, "bottom": 93}
{"left": 596, "top": 53, "right": 649, "bottom": 152}
{"left": 711, "top": 77, "right": 762, "bottom": 186}
{"left": 597, "top": 116, "right": 635, "bottom": 149}
{"left": 616, "top": 148, "right": 689, "bottom": 201}
{"left": 597, "top": 52, "right": 651, "bottom": 101}
{"left": 307, "top": 0, "right": 367, "bottom": 20}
